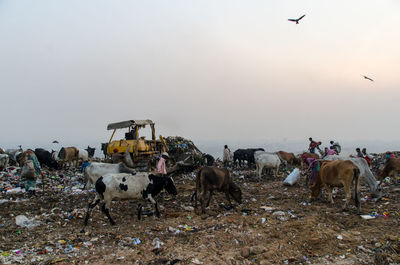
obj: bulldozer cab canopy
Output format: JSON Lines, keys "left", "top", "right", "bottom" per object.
{"left": 107, "top": 120, "right": 154, "bottom": 130}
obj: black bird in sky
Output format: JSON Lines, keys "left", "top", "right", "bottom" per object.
{"left": 288, "top": 14, "right": 306, "bottom": 24}
{"left": 52, "top": 140, "right": 59, "bottom": 144}
{"left": 363, "top": 75, "right": 374, "bottom": 82}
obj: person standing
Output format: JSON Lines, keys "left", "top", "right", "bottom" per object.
{"left": 223, "top": 145, "right": 232, "bottom": 167}
{"left": 362, "top": 148, "right": 372, "bottom": 166}
{"left": 330, "top": 140, "right": 341, "bottom": 154}
{"left": 308, "top": 138, "right": 318, "bottom": 154}
{"left": 157, "top": 152, "right": 169, "bottom": 176}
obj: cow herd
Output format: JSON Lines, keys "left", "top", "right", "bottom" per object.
{"left": 1, "top": 144, "right": 399, "bottom": 232}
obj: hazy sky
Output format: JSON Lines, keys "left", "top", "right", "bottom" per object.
{"left": 1, "top": 0, "right": 399, "bottom": 151}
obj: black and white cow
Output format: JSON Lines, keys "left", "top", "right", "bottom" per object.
{"left": 85, "top": 146, "right": 96, "bottom": 158}
{"left": 84, "top": 162, "right": 137, "bottom": 189}
{"left": 81, "top": 172, "right": 177, "bottom": 231}
{"left": 34, "top": 148, "right": 59, "bottom": 170}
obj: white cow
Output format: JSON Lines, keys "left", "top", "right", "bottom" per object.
{"left": 324, "top": 155, "right": 381, "bottom": 199}
{"left": 5, "top": 148, "right": 23, "bottom": 165}
{"left": 85, "top": 162, "right": 137, "bottom": 189}
{"left": 81, "top": 172, "right": 177, "bottom": 231}
{"left": 254, "top": 151, "right": 281, "bottom": 178}
{"left": 0, "top": 154, "right": 9, "bottom": 171}
{"left": 78, "top": 149, "right": 89, "bottom": 161}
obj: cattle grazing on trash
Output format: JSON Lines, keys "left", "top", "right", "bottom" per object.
{"left": 5, "top": 148, "right": 23, "bottom": 165}
{"left": 378, "top": 157, "right": 400, "bottom": 182}
{"left": 254, "top": 151, "right": 281, "bottom": 178}
{"left": 203, "top": 153, "right": 215, "bottom": 166}
{"left": 277, "top": 151, "right": 300, "bottom": 166}
{"left": 310, "top": 160, "right": 360, "bottom": 213}
{"left": 58, "top": 147, "right": 79, "bottom": 168}
{"left": 193, "top": 167, "right": 242, "bottom": 214}
{"left": 17, "top": 150, "right": 36, "bottom": 167}
{"left": 85, "top": 146, "right": 96, "bottom": 158}
{"left": 34, "top": 148, "right": 59, "bottom": 170}
{"left": 233, "top": 148, "right": 265, "bottom": 167}
{"left": 81, "top": 172, "right": 177, "bottom": 230}
{"left": 78, "top": 149, "right": 89, "bottom": 162}
{"left": 85, "top": 162, "right": 137, "bottom": 189}
{"left": 324, "top": 155, "right": 381, "bottom": 199}
{"left": 0, "top": 154, "right": 9, "bottom": 171}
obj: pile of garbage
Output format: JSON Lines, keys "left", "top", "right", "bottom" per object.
{"left": 165, "top": 136, "right": 204, "bottom": 170}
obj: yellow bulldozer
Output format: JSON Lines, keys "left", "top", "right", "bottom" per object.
{"left": 103, "top": 120, "right": 168, "bottom": 169}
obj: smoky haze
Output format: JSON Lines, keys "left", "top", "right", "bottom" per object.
{"left": 1, "top": 1, "right": 399, "bottom": 155}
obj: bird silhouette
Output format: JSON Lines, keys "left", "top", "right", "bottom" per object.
{"left": 288, "top": 14, "right": 306, "bottom": 24}
{"left": 363, "top": 75, "right": 374, "bottom": 82}
{"left": 52, "top": 140, "right": 59, "bottom": 144}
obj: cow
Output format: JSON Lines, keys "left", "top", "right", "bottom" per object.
{"left": 324, "top": 155, "right": 381, "bottom": 199}
{"left": 58, "top": 147, "right": 79, "bottom": 168}
{"left": 85, "top": 146, "right": 96, "bottom": 158}
{"left": 34, "top": 148, "right": 59, "bottom": 170}
{"left": 378, "top": 157, "right": 400, "bottom": 183}
{"left": 51, "top": 150, "right": 59, "bottom": 161}
{"left": 0, "top": 147, "right": 4, "bottom": 154}
{"left": 277, "top": 151, "right": 300, "bottom": 166}
{"left": 81, "top": 172, "right": 177, "bottom": 231}
{"left": 85, "top": 162, "right": 137, "bottom": 189}
{"left": 203, "top": 153, "right": 215, "bottom": 166}
{"left": 254, "top": 151, "right": 281, "bottom": 178}
{"left": 192, "top": 167, "right": 242, "bottom": 214}
{"left": 101, "top": 143, "right": 108, "bottom": 158}
{"left": 78, "top": 149, "right": 89, "bottom": 162}
{"left": 233, "top": 148, "right": 265, "bottom": 167}
{"left": 310, "top": 160, "right": 360, "bottom": 213}
{"left": 0, "top": 154, "right": 9, "bottom": 171}
{"left": 5, "top": 148, "right": 23, "bottom": 165}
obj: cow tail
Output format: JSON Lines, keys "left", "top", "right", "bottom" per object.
{"left": 353, "top": 168, "right": 360, "bottom": 212}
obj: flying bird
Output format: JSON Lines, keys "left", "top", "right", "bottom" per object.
{"left": 52, "top": 140, "right": 59, "bottom": 144}
{"left": 288, "top": 14, "right": 306, "bottom": 24}
{"left": 363, "top": 75, "right": 374, "bottom": 82}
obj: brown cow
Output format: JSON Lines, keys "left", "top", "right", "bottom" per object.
{"left": 58, "top": 147, "right": 79, "bottom": 168}
{"left": 378, "top": 157, "right": 400, "bottom": 183}
{"left": 277, "top": 151, "right": 300, "bottom": 165}
{"left": 193, "top": 167, "right": 242, "bottom": 214}
{"left": 311, "top": 160, "right": 360, "bottom": 213}
{"left": 17, "top": 150, "right": 36, "bottom": 166}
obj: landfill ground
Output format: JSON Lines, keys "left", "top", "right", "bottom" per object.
{"left": 1, "top": 167, "right": 399, "bottom": 265}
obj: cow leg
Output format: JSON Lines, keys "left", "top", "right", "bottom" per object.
{"left": 81, "top": 198, "right": 100, "bottom": 232}
{"left": 324, "top": 184, "right": 334, "bottom": 204}
{"left": 275, "top": 164, "right": 280, "bottom": 178}
{"left": 206, "top": 190, "right": 213, "bottom": 207}
{"left": 147, "top": 195, "right": 160, "bottom": 218}
{"left": 137, "top": 204, "right": 143, "bottom": 220}
{"left": 101, "top": 202, "right": 116, "bottom": 225}
{"left": 199, "top": 191, "right": 207, "bottom": 214}
{"left": 225, "top": 192, "right": 232, "bottom": 208}
{"left": 343, "top": 183, "right": 351, "bottom": 211}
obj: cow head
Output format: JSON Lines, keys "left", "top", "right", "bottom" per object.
{"left": 86, "top": 146, "right": 96, "bottom": 158}
{"left": 229, "top": 181, "right": 242, "bottom": 204}
{"left": 58, "top": 148, "right": 65, "bottom": 159}
{"left": 164, "top": 177, "right": 178, "bottom": 195}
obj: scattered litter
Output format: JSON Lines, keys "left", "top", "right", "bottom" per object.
{"left": 337, "top": 235, "right": 343, "bottom": 240}
{"left": 360, "top": 215, "right": 376, "bottom": 220}
{"left": 15, "top": 215, "right": 40, "bottom": 229}
{"left": 283, "top": 168, "right": 301, "bottom": 186}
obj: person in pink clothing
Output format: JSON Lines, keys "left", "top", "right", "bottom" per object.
{"left": 326, "top": 147, "right": 337, "bottom": 156}
{"left": 157, "top": 152, "right": 169, "bottom": 176}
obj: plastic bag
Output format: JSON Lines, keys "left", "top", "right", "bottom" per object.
{"left": 283, "top": 168, "right": 301, "bottom": 186}
{"left": 15, "top": 215, "right": 40, "bottom": 229}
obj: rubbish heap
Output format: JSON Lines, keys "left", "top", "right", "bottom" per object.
{"left": 164, "top": 136, "right": 204, "bottom": 171}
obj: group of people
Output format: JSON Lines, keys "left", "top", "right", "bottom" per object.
{"left": 308, "top": 138, "right": 341, "bottom": 157}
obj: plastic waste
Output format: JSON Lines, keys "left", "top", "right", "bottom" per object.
{"left": 152, "top": 237, "right": 164, "bottom": 249}
{"left": 15, "top": 215, "right": 40, "bottom": 229}
{"left": 283, "top": 168, "right": 301, "bottom": 186}
{"left": 132, "top": 238, "right": 141, "bottom": 245}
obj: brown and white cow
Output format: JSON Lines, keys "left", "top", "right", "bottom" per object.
{"left": 58, "top": 147, "right": 79, "bottom": 168}
{"left": 310, "top": 160, "right": 360, "bottom": 213}
{"left": 193, "top": 167, "right": 242, "bottom": 214}
{"left": 378, "top": 157, "right": 400, "bottom": 183}
{"left": 277, "top": 151, "right": 300, "bottom": 166}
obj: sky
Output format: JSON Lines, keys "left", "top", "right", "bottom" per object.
{"left": 1, "top": 0, "right": 399, "bottom": 155}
